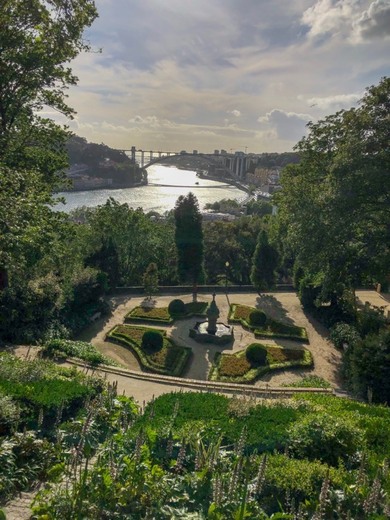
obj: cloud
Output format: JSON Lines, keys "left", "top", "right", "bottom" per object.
{"left": 353, "top": 0, "right": 390, "bottom": 40}
{"left": 301, "top": 0, "right": 390, "bottom": 42}
{"left": 258, "top": 109, "right": 312, "bottom": 141}
{"left": 229, "top": 109, "right": 241, "bottom": 117}
{"left": 306, "top": 92, "right": 361, "bottom": 109}
{"left": 301, "top": 0, "right": 359, "bottom": 40}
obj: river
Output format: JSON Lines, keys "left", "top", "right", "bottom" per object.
{"left": 56, "top": 164, "right": 246, "bottom": 213}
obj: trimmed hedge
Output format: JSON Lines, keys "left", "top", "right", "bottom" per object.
{"left": 246, "top": 343, "right": 267, "bottom": 365}
{"left": 249, "top": 310, "right": 267, "bottom": 327}
{"left": 125, "top": 301, "right": 207, "bottom": 324}
{"left": 209, "top": 344, "right": 313, "bottom": 384}
{"left": 106, "top": 325, "right": 191, "bottom": 376}
{"left": 141, "top": 330, "right": 163, "bottom": 352}
{"left": 228, "top": 304, "right": 308, "bottom": 342}
{"left": 168, "top": 298, "right": 186, "bottom": 315}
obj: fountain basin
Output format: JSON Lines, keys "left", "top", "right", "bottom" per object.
{"left": 189, "top": 321, "right": 234, "bottom": 345}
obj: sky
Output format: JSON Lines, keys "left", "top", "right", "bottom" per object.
{"left": 60, "top": 0, "right": 390, "bottom": 153}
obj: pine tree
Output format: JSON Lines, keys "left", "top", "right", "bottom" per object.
{"left": 250, "top": 230, "right": 278, "bottom": 292}
{"left": 143, "top": 263, "right": 159, "bottom": 300}
{"left": 174, "top": 193, "right": 204, "bottom": 301}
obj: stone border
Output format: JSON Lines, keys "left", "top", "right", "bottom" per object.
{"left": 68, "top": 358, "right": 334, "bottom": 398}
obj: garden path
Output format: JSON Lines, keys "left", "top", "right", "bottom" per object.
{"left": 78, "top": 291, "right": 347, "bottom": 388}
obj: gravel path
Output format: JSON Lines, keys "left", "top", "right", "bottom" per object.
{"left": 77, "top": 291, "right": 347, "bottom": 389}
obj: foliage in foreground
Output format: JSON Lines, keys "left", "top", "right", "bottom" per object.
{"left": 31, "top": 391, "right": 390, "bottom": 519}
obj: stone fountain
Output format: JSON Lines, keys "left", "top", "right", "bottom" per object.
{"left": 189, "top": 293, "right": 234, "bottom": 344}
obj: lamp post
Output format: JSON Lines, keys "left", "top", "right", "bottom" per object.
{"left": 225, "top": 261, "right": 230, "bottom": 293}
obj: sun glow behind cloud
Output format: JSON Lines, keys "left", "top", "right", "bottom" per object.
{"left": 61, "top": 0, "right": 389, "bottom": 153}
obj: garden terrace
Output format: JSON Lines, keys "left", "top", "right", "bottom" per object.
{"left": 0, "top": 353, "right": 102, "bottom": 431}
{"left": 125, "top": 301, "right": 208, "bottom": 324}
{"left": 209, "top": 344, "right": 313, "bottom": 384}
{"left": 228, "top": 303, "right": 308, "bottom": 342}
{"left": 106, "top": 324, "right": 191, "bottom": 376}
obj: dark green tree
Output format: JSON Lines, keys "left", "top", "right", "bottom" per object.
{"left": 250, "top": 230, "right": 278, "bottom": 292}
{"left": 0, "top": 0, "right": 98, "bottom": 342}
{"left": 143, "top": 263, "right": 159, "bottom": 300}
{"left": 275, "top": 77, "right": 390, "bottom": 302}
{"left": 0, "top": 0, "right": 98, "bottom": 183}
{"left": 174, "top": 193, "right": 204, "bottom": 300}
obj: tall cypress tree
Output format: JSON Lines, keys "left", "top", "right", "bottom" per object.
{"left": 174, "top": 193, "right": 204, "bottom": 301}
{"left": 250, "top": 230, "right": 278, "bottom": 292}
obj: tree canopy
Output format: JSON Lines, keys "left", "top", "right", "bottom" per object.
{"left": 0, "top": 0, "right": 97, "bottom": 183}
{"left": 275, "top": 77, "right": 390, "bottom": 300}
{"left": 174, "top": 193, "right": 204, "bottom": 296}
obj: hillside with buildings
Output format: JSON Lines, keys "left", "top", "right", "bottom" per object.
{"left": 64, "top": 136, "right": 146, "bottom": 190}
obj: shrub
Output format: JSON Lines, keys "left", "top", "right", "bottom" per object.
{"left": 357, "top": 304, "right": 386, "bottom": 337}
{"left": 246, "top": 344, "right": 267, "bottom": 365}
{"left": 329, "top": 323, "right": 361, "bottom": 350}
{"left": 298, "top": 277, "right": 321, "bottom": 309}
{"left": 141, "top": 330, "right": 163, "bottom": 352}
{"left": 168, "top": 299, "right": 186, "bottom": 315}
{"left": 43, "top": 339, "right": 112, "bottom": 365}
{"left": 249, "top": 310, "right": 267, "bottom": 327}
{"left": 287, "top": 413, "right": 364, "bottom": 466}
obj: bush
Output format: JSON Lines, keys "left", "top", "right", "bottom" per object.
{"left": 298, "top": 277, "right": 321, "bottom": 309}
{"left": 343, "top": 330, "right": 390, "bottom": 403}
{"left": 168, "top": 299, "right": 186, "bottom": 315}
{"left": 43, "top": 339, "right": 112, "bottom": 365}
{"left": 287, "top": 413, "right": 364, "bottom": 466}
{"left": 141, "top": 330, "right": 163, "bottom": 352}
{"left": 246, "top": 344, "right": 267, "bottom": 365}
{"left": 329, "top": 323, "right": 361, "bottom": 350}
{"left": 249, "top": 310, "right": 267, "bottom": 327}
{"left": 357, "top": 304, "right": 386, "bottom": 337}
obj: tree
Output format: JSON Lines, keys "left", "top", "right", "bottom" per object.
{"left": 250, "top": 230, "right": 278, "bottom": 292}
{"left": 143, "top": 263, "right": 159, "bottom": 300}
{"left": 0, "top": 1, "right": 98, "bottom": 342}
{"left": 174, "top": 193, "right": 204, "bottom": 301}
{"left": 275, "top": 77, "right": 390, "bottom": 302}
{"left": 0, "top": 0, "right": 98, "bottom": 183}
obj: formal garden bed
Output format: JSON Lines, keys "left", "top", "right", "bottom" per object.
{"left": 41, "top": 339, "right": 116, "bottom": 366}
{"left": 125, "top": 300, "right": 208, "bottom": 324}
{"left": 228, "top": 303, "right": 308, "bottom": 342}
{"left": 209, "top": 343, "right": 313, "bottom": 383}
{"left": 106, "top": 324, "right": 191, "bottom": 376}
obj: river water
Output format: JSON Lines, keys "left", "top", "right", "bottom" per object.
{"left": 56, "top": 164, "right": 245, "bottom": 213}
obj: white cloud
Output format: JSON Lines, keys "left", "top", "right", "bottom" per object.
{"left": 353, "top": 0, "right": 390, "bottom": 40}
{"left": 301, "top": 0, "right": 359, "bottom": 39}
{"left": 301, "top": 0, "right": 390, "bottom": 42}
{"left": 46, "top": 0, "right": 389, "bottom": 153}
{"left": 258, "top": 109, "right": 312, "bottom": 141}
{"left": 306, "top": 92, "right": 361, "bottom": 109}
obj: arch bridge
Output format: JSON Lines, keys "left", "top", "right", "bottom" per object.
{"left": 119, "top": 147, "right": 247, "bottom": 179}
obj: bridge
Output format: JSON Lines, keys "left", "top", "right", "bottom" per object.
{"left": 118, "top": 146, "right": 249, "bottom": 180}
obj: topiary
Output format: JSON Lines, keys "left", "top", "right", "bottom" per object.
{"left": 168, "top": 299, "right": 186, "bottom": 316}
{"left": 141, "top": 330, "right": 163, "bottom": 352}
{"left": 249, "top": 310, "right": 267, "bottom": 327}
{"left": 246, "top": 344, "right": 268, "bottom": 366}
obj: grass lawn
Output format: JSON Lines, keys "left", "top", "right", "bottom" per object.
{"left": 125, "top": 301, "right": 208, "bottom": 324}
{"left": 209, "top": 344, "right": 313, "bottom": 384}
{"left": 106, "top": 324, "right": 191, "bottom": 376}
{"left": 228, "top": 304, "right": 308, "bottom": 342}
